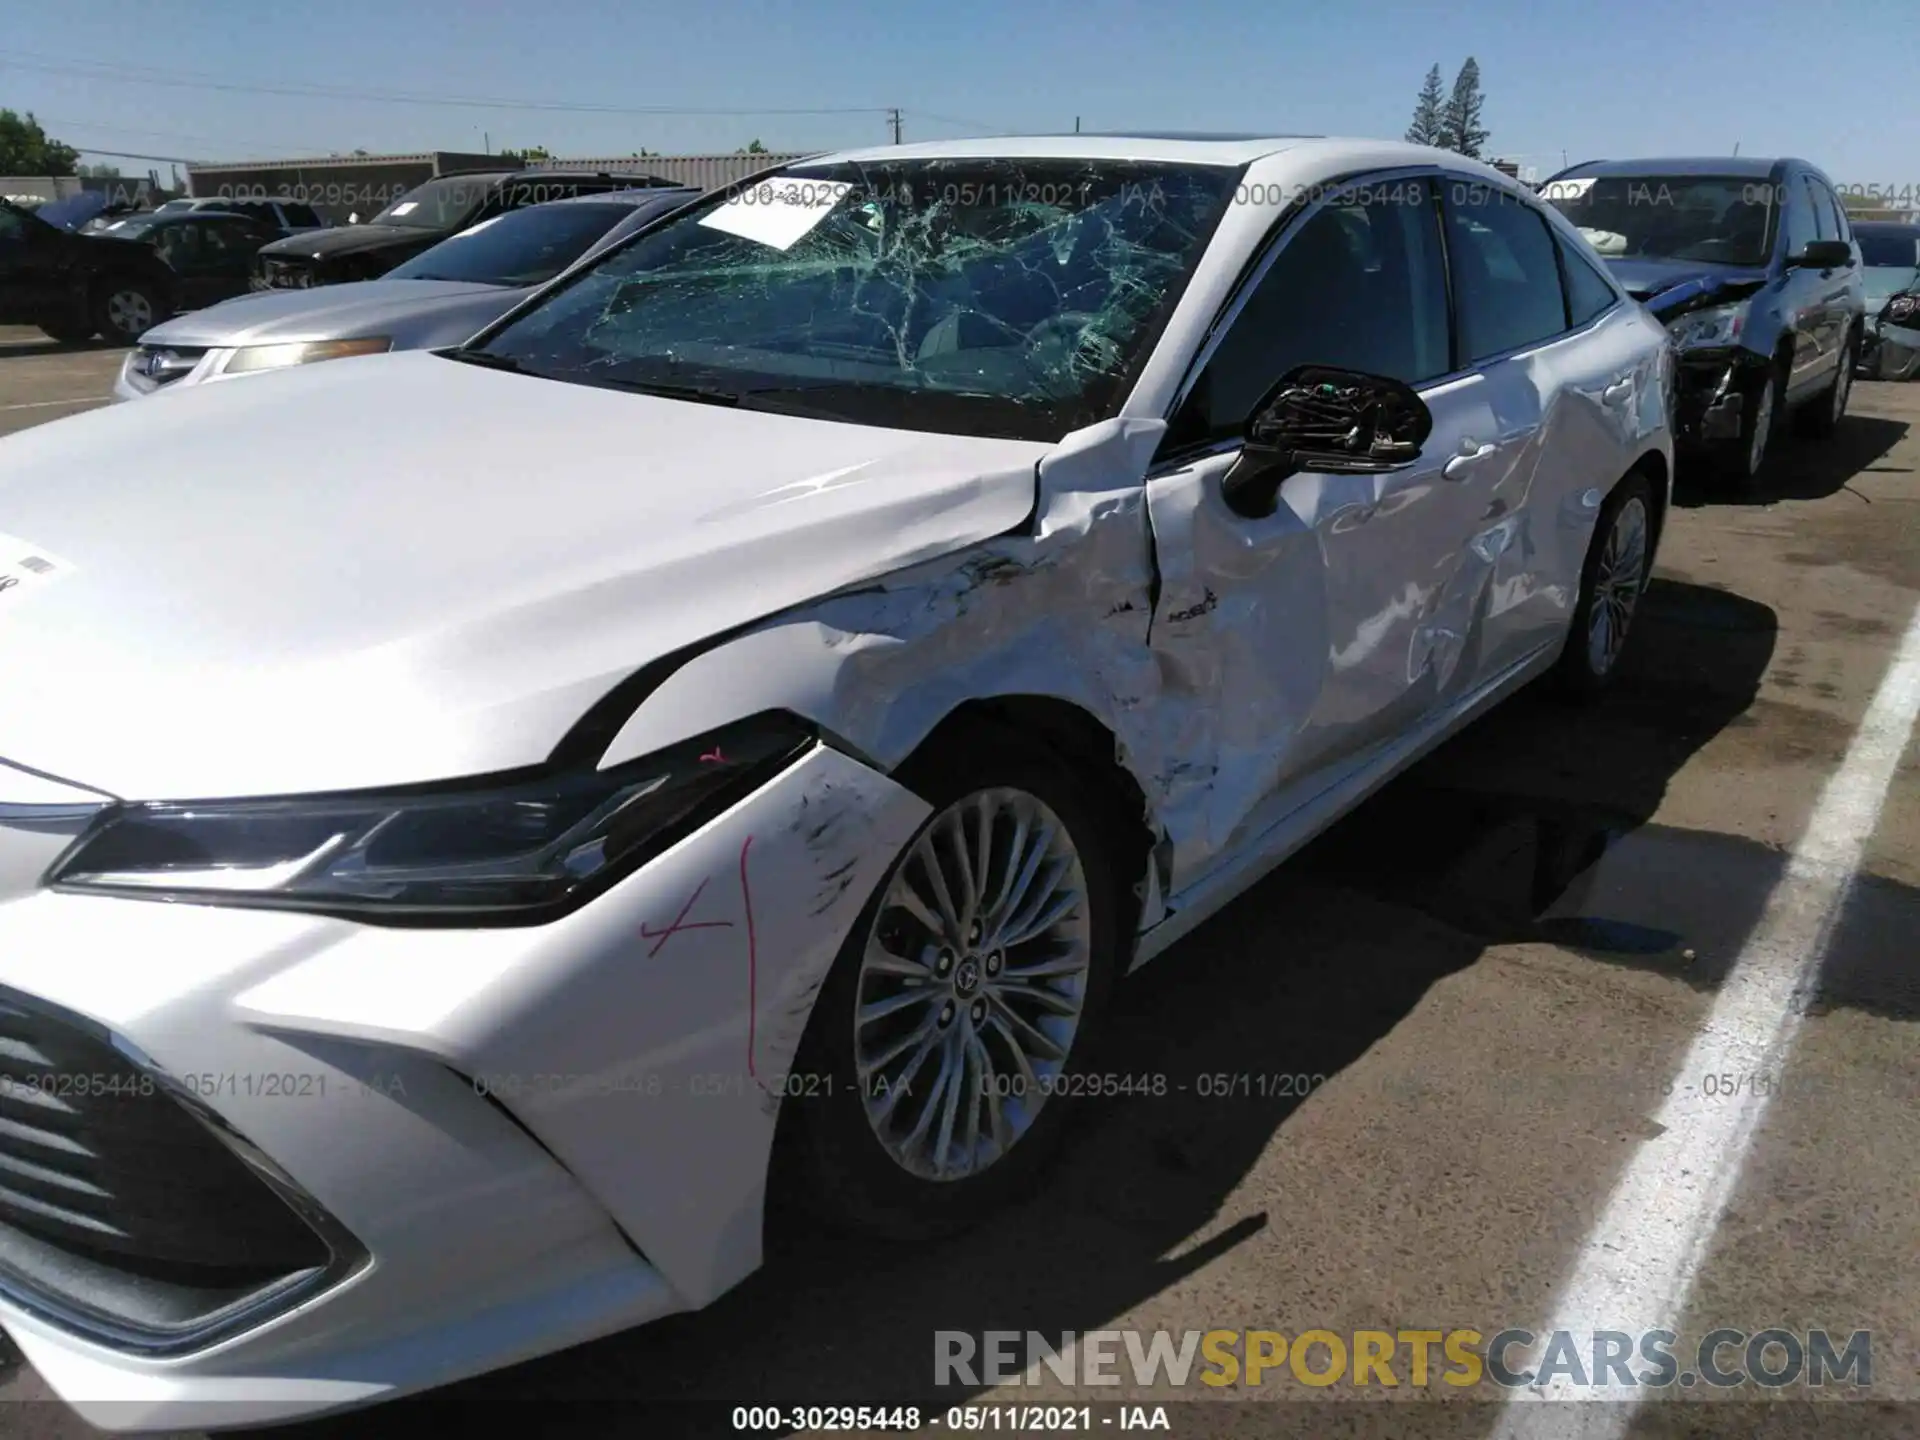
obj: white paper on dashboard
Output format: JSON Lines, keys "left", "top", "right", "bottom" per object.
{"left": 1539, "top": 177, "right": 1596, "bottom": 201}
{"left": 698, "top": 178, "right": 852, "bottom": 251}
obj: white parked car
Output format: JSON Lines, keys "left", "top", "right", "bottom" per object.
{"left": 0, "top": 134, "right": 1673, "bottom": 1429}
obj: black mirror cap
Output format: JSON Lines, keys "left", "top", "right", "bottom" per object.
{"left": 1790, "top": 239, "right": 1852, "bottom": 271}
{"left": 1245, "top": 365, "right": 1434, "bottom": 473}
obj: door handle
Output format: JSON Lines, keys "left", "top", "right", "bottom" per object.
{"left": 1603, "top": 379, "right": 1634, "bottom": 405}
{"left": 1443, "top": 442, "right": 1497, "bottom": 479}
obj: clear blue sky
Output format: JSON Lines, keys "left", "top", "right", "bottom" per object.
{"left": 5, "top": 0, "right": 1912, "bottom": 185}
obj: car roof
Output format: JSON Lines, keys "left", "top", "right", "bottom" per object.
{"left": 542, "top": 187, "right": 700, "bottom": 207}
{"left": 1551, "top": 156, "right": 1792, "bottom": 180}
{"left": 804, "top": 133, "right": 1474, "bottom": 169}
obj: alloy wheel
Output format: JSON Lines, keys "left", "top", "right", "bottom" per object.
{"left": 105, "top": 289, "right": 153, "bottom": 338}
{"left": 853, "top": 788, "right": 1093, "bottom": 1182}
{"left": 1586, "top": 496, "right": 1649, "bottom": 677}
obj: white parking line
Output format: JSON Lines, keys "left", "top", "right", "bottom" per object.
{"left": 1494, "top": 598, "right": 1920, "bottom": 1432}
{"left": 0, "top": 397, "right": 110, "bottom": 413}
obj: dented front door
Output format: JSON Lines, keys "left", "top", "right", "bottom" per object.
{"left": 1140, "top": 378, "right": 1496, "bottom": 887}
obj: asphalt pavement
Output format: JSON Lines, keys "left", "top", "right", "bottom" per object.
{"left": 0, "top": 327, "right": 1915, "bottom": 1439}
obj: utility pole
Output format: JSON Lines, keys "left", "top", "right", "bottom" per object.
{"left": 484, "top": 131, "right": 490, "bottom": 154}
{"left": 887, "top": 108, "right": 903, "bottom": 144}
{"left": 1075, "top": 116, "right": 1081, "bottom": 133}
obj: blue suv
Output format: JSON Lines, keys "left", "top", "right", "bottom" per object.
{"left": 1540, "top": 157, "right": 1864, "bottom": 487}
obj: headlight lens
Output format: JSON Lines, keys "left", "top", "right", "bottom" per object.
{"left": 1666, "top": 302, "right": 1747, "bottom": 351}
{"left": 1885, "top": 293, "right": 1918, "bottom": 322}
{"left": 47, "top": 713, "right": 813, "bottom": 923}
{"left": 219, "top": 336, "right": 392, "bottom": 374}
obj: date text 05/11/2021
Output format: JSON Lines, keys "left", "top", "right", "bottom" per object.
{"left": 730, "top": 1405, "right": 1173, "bottom": 1431}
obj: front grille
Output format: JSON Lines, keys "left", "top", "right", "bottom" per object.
{"left": 0, "top": 996, "right": 353, "bottom": 1350}
{"left": 129, "top": 344, "right": 206, "bottom": 388}
{"left": 258, "top": 257, "right": 314, "bottom": 290}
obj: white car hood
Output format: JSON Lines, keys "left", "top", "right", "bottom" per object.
{"left": 0, "top": 350, "right": 1047, "bottom": 800}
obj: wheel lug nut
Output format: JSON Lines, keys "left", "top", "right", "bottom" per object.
{"left": 935, "top": 950, "right": 953, "bottom": 976}
{"left": 985, "top": 952, "right": 1002, "bottom": 976}
{"left": 939, "top": 1001, "right": 955, "bottom": 1027}
{"left": 970, "top": 1000, "right": 986, "bottom": 1024}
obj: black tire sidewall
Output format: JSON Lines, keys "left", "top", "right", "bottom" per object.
{"left": 777, "top": 724, "right": 1133, "bottom": 1238}
{"left": 93, "top": 279, "right": 164, "bottom": 344}
{"left": 1554, "top": 473, "right": 1656, "bottom": 697}
{"left": 1727, "top": 361, "right": 1784, "bottom": 483}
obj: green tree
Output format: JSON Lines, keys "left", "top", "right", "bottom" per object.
{"left": 1440, "top": 58, "right": 1489, "bottom": 158}
{"left": 500, "top": 145, "right": 553, "bottom": 162}
{"left": 1405, "top": 64, "right": 1445, "bottom": 147}
{"left": 0, "top": 109, "right": 81, "bottom": 175}
{"left": 741, "top": 139, "right": 767, "bottom": 154}
{"left": 76, "top": 162, "right": 123, "bottom": 178}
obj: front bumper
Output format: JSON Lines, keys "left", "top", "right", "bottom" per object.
{"left": 1860, "top": 316, "right": 1920, "bottom": 381}
{"left": 0, "top": 742, "right": 927, "bottom": 1429}
{"left": 1671, "top": 349, "right": 1770, "bottom": 449}
{"left": 112, "top": 346, "right": 227, "bottom": 402}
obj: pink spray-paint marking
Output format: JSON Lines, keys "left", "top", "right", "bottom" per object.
{"left": 739, "top": 833, "right": 775, "bottom": 1096}
{"left": 699, "top": 746, "right": 727, "bottom": 764}
{"left": 638, "top": 877, "right": 733, "bottom": 959}
{"left": 640, "top": 836, "right": 772, "bottom": 1094}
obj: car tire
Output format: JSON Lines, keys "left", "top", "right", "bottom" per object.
{"left": 776, "top": 716, "right": 1136, "bottom": 1241}
{"left": 1719, "top": 356, "right": 1785, "bottom": 491}
{"left": 91, "top": 279, "right": 167, "bottom": 344}
{"left": 1795, "top": 331, "right": 1856, "bottom": 439}
{"left": 1551, "top": 471, "right": 1656, "bottom": 700}
{"left": 36, "top": 316, "right": 97, "bottom": 344}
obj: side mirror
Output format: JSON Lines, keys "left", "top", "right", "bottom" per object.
{"left": 1789, "top": 239, "right": 1851, "bottom": 271}
{"left": 1220, "top": 366, "right": 1434, "bottom": 519}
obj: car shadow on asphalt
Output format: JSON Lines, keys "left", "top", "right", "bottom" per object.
{"left": 1675, "top": 412, "right": 1908, "bottom": 508}
{"left": 257, "top": 578, "right": 1920, "bottom": 1440}
{"left": 0, "top": 339, "right": 122, "bottom": 359}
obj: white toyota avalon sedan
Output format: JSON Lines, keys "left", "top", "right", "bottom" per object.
{"left": 0, "top": 134, "right": 1673, "bottom": 1428}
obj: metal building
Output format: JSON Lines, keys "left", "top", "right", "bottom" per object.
{"left": 525, "top": 153, "right": 813, "bottom": 191}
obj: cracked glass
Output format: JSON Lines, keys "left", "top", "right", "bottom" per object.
{"left": 462, "top": 158, "right": 1242, "bottom": 441}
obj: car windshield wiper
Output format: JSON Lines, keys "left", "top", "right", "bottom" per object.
{"left": 444, "top": 348, "right": 531, "bottom": 373}
{"left": 582, "top": 375, "right": 741, "bottom": 407}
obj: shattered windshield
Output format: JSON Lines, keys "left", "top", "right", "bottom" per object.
{"left": 1542, "top": 176, "right": 1775, "bottom": 267}
{"left": 462, "top": 158, "right": 1241, "bottom": 440}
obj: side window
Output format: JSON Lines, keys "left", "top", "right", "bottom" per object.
{"left": 1166, "top": 180, "right": 1451, "bottom": 451}
{"left": 1814, "top": 180, "right": 1849, "bottom": 244}
{"left": 1780, "top": 177, "right": 1817, "bottom": 258}
{"left": 1442, "top": 181, "right": 1569, "bottom": 362}
{"left": 1806, "top": 178, "right": 1837, "bottom": 242}
{"left": 285, "top": 203, "right": 322, "bottom": 227}
{"left": 1555, "top": 230, "right": 1619, "bottom": 327}
{"left": 204, "top": 221, "right": 256, "bottom": 256}
{"left": 154, "top": 225, "right": 201, "bottom": 265}
{"left": 0, "top": 207, "right": 26, "bottom": 241}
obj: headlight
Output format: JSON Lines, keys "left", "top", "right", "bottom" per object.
{"left": 219, "top": 336, "right": 392, "bottom": 375}
{"left": 47, "top": 713, "right": 813, "bottom": 924}
{"left": 1885, "top": 293, "right": 1919, "bottom": 323}
{"left": 1666, "top": 302, "right": 1747, "bottom": 351}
